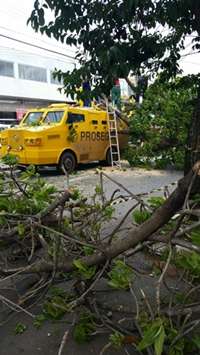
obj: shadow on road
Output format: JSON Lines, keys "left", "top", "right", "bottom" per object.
{"left": 37, "top": 161, "right": 101, "bottom": 177}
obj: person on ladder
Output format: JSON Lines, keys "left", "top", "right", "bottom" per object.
{"left": 111, "top": 79, "right": 121, "bottom": 110}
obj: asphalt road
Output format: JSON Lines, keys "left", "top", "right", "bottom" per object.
{"left": 39, "top": 162, "right": 182, "bottom": 201}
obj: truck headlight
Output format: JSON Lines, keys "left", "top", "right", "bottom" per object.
{"left": 1, "top": 138, "right": 8, "bottom": 145}
{"left": 25, "top": 138, "right": 42, "bottom": 146}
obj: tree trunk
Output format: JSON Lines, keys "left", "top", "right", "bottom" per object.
{"left": 184, "top": 87, "right": 200, "bottom": 180}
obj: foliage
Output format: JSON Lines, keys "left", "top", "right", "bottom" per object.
{"left": 0, "top": 160, "right": 56, "bottom": 217}
{"left": 125, "top": 79, "right": 195, "bottom": 169}
{"left": 14, "top": 323, "right": 27, "bottom": 335}
{"left": 138, "top": 317, "right": 199, "bottom": 355}
{"left": 103, "top": 205, "right": 115, "bottom": 220}
{"left": 190, "top": 335, "right": 200, "bottom": 350}
{"left": 33, "top": 314, "right": 46, "bottom": 329}
{"left": 70, "top": 188, "right": 82, "bottom": 200}
{"left": 148, "top": 196, "right": 165, "bottom": 209}
{"left": 189, "top": 229, "right": 200, "bottom": 246}
{"left": 2, "top": 154, "right": 19, "bottom": 166}
{"left": 28, "top": 1, "right": 200, "bottom": 100}
{"left": 108, "top": 260, "right": 134, "bottom": 289}
{"left": 176, "top": 251, "right": 200, "bottom": 279}
{"left": 43, "top": 295, "right": 69, "bottom": 319}
{"left": 33, "top": 287, "right": 78, "bottom": 328}
{"left": 73, "top": 312, "right": 95, "bottom": 344}
{"left": 73, "top": 259, "right": 96, "bottom": 280}
{"left": 138, "top": 318, "right": 165, "bottom": 355}
{"left": 132, "top": 209, "right": 152, "bottom": 224}
{"left": 43, "top": 287, "right": 73, "bottom": 320}
{"left": 109, "top": 331, "right": 125, "bottom": 349}
{"left": 1, "top": 158, "right": 200, "bottom": 354}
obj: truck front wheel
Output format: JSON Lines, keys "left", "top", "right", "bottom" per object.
{"left": 59, "top": 152, "right": 76, "bottom": 174}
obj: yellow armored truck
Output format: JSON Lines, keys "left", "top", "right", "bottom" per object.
{"left": 1, "top": 103, "right": 128, "bottom": 172}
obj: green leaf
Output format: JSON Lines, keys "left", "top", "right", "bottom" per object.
{"left": 138, "top": 319, "right": 165, "bottom": 352}
{"left": 190, "top": 229, "right": 200, "bottom": 246}
{"left": 2, "top": 154, "right": 19, "bottom": 166}
{"left": 191, "top": 335, "right": 200, "bottom": 349}
{"left": 73, "top": 312, "right": 95, "bottom": 344}
{"left": 73, "top": 259, "right": 96, "bottom": 280}
{"left": 176, "top": 251, "right": 200, "bottom": 278}
{"left": 95, "top": 184, "right": 102, "bottom": 195}
{"left": 108, "top": 260, "right": 134, "bottom": 289}
{"left": 154, "top": 325, "right": 165, "bottom": 355}
{"left": 14, "top": 323, "right": 27, "bottom": 334}
{"left": 17, "top": 223, "right": 26, "bottom": 238}
{"left": 104, "top": 205, "right": 114, "bottom": 220}
{"left": 132, "top": 210, "right": 152, "bottom": 224}
{"left": 43, "top": 295, "right": 68, "bottom": 320}
{"left": 148, "top": 196, "right": 165, "bottom": 209}
{"left": 33, "top": 314, "right": 46, "bottom": 329}
{"left": 109, "top": 331, "right": 125, "bottom": 349}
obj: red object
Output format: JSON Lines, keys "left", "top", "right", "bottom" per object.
{"left": 16, "top": 108, "right": 27, "bottom": 121}
{"left": 115, "top": 79, "right": 120, "bottom": 86}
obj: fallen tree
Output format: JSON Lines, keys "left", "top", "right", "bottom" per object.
{"left": 1, "top": 163, "right": 199, "bottom": 275}
{"left": 0, "top": 158, "right": 200, "bottom": 354}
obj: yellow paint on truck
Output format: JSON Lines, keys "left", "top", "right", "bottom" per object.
{"left": 1, "top": 104, "right": 128, "bottom": 171}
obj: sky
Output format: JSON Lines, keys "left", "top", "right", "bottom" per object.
{"left": 0, "top": 0, "right": 76, "bottom": 63}
{"left": 0, "top": 0, "right": 200, "bottom": 75}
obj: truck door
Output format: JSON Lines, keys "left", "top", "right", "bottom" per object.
{"left": 88, "top": 112, "right": 109, "bottom": 161}
{"left": 66, "top": 111, "right": 90, "bottom": 162}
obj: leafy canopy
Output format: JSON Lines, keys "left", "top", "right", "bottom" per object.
{"left": 125, "top": 77, "right": 196, "bottom": 169}
{"left": 28, "top": 0, "right": 200, "bottom": 97}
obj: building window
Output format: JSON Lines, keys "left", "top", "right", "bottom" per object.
{"left": 50, "top": 71, "right": 63, "bottom": 85}
{"left": 0, "top": 60, "right": 14, "bottom": 77}
{"left": 18, "top": 64, "right": 47, "bottom": 83}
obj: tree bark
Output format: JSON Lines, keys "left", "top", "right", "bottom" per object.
{"left": 184, "top": 87, "right": 200, "bottom": 176}
{"left": 184, "top": 3, "right": 200, "bottom": 178}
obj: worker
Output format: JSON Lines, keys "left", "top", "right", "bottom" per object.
{"left": 111, "top": 79, "right": 121, "bottom": 109}
{"left": 82, "top": 81, "right": 91, "bottom": 107}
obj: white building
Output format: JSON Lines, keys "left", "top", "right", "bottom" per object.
{"left": 0, "top": 45, "right": 75, "bottom": 122}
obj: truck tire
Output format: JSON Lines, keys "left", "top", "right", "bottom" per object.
{"left": 17, "top": 165, "right": 27, "bottom": 172}
{"left": 59, "top": 152, "right": 76, "bottom": 174}
{"left": 106, "top": 147, "right": 112, "bottom": 166}
{"left": 100, "top": 147, "right": 115, "bottom": 166}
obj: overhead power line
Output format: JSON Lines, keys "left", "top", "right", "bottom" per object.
{"left": 0, "top": 44, "right": 75, "bottom": 65}
{"left": 0, "top": 33, "right": 76, "bottom": 60}
{"left": 0, "top": 25, "right": 76, "bottom": 55}
{"left": 180, "top": 50, "right": 200, "bottom": 59}
{"left": 181, "top": 61, "right": 200, "bottom": 66}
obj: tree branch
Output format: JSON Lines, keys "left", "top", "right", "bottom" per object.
{"left": 1, "top": 164, "right": 198, "bottom": 275}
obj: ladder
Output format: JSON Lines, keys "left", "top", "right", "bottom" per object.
{"left": 106, "top": 103, "right": 121, "bottom": 168}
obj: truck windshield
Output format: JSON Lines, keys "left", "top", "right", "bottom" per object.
{"left": 22, "top": 112, "right": 43, "bottom": 126}
{"left": 43, "top": 111, "right": 64, "bottom": 124}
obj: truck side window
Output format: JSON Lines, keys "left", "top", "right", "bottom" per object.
{"left": 44, "top": 111, "right": 64, "bottom": 123}
{"left": 67, "top": 113, "right": 85, "bottom": 124}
